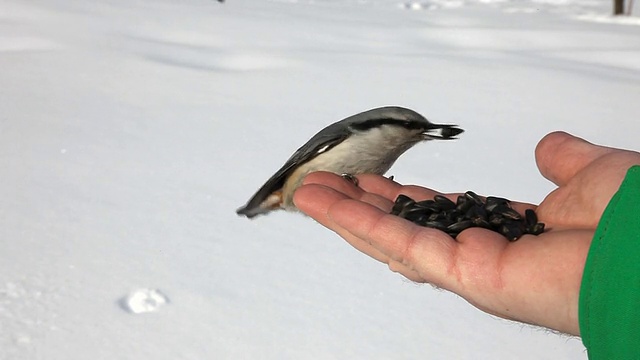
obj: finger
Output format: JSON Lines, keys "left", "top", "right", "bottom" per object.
{"left": 294, "top": 183, "right": 395, "bottom": 264}
{"left": 302, "top": 172, "right": 395, "bottom": 211}
{"left": 534, "top": 131, "right": 615, "bottom": 186}
{"left": 356, "top": 175, "right": 539, "bottom": 214}
{"left": 355, "top": 174, "right": 443, "bottom": 202}
{"left": 296, "top": 182, "right": 427, "bottom": 281}
{"left": 306, "top": 172, "right": 540, "bottom": 223}
{"left": 303, "top": 172, "right": 436, "bottom": 205}
{"left": 326, "top": 198, "right": 458, "bottom": 288}
{"left": 388, "top": 259, "right": 425, "bottom": 282}
{"left": 302, "top": 172, "right": 364, "bottom": 198}
{"left": 357, "top": 174, "right": 539, "bottom": 218}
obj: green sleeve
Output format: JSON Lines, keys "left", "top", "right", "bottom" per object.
{"left": 579, "top": 165, "right": 640, "bottom": 359}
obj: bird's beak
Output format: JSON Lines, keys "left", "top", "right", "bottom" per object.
{"left": 422, "top": 125, "right": 464, "bottom": 140}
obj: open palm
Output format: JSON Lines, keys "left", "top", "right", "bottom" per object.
{"left": 294, "top": 132, "right": 640, "bottom": 336}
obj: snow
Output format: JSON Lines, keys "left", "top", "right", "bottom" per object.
{"left": 1, "top": 0, "right": 639, "bottom": 358}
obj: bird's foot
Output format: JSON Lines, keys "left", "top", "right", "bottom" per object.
{"left": 341, "top": 173, "right": 359, "bottom": 187}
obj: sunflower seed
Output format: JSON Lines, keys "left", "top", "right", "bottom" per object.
{"left": 494, "top": 205, "right": 522, "bottom": 220}
{"left": 447, "top": 219, "right": 474, "bottom": 232}
{"left": 424, "top": 221, "right": 449, "bottom": 232}
{"left": 391, "top": 194, "right": 415, "bottom": 216}
{"left": 415, "top": 200, "right": 441, "bottom": 212}
{"left": 499, "top": 223, "right": 524, "bottom": 242}
{"left": 485, "top": 196, "right": 511, "bottom": 212}
{"left": 525, "top": 209, "right": 538, "bottom": 227}
{"left": 465, "top": 191, "right": 483, "bottom": 206}
{"left": 530, "top": 222, "right": 545, "bottom": 235}
{"left": 434, "top": 195, "right": 456, "bottom": 210}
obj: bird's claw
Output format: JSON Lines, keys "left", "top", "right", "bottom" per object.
{"left": 341, "top": 173, "right": 359, "bottom": 187}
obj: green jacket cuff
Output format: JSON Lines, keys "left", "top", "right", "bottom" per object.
{"left": 579, "top": 165, "right": 640, "bottom": 358}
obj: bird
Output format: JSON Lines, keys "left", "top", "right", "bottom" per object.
{"left": 236, "top": 106, "right": 464, "bottom": 218}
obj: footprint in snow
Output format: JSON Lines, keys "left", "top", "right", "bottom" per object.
{"left": 120, "top": 288, "right": 169, "bottom": 314}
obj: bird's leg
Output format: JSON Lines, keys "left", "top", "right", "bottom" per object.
{"left": 387, "top": 175, "right": 395, "bottom": 181}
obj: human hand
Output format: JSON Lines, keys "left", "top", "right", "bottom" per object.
{"left": 293, "top": 131, "right": 640, "bottom": 336}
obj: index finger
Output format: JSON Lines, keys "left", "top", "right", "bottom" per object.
{"left": 326, "top": 198, "right": 457, "bottom": 288}
{"left": 355, "top": 174, "right": 538, "bottom": 218}
{"left": 354, "top": 174, "right": 443, "bottom": 202}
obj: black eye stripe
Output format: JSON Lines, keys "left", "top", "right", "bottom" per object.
{"left": 348, "top": 118, "right": 427, "bottom": 132}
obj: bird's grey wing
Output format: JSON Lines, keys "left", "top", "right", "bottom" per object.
{"left": 236, "top": 123, "right": 350, "bottom": 218}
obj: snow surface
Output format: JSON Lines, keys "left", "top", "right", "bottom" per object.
{"left": 1, "top": 0, "right": 639, "bottom": 359}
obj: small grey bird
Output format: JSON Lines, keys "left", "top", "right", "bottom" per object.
{"left": 236, "top": 106, "right": 464, "bottom": 218}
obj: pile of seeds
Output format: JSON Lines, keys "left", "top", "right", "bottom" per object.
{"left": 390, "top": 191, "right": 545, "bottom": 241}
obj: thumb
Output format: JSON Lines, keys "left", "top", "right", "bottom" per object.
{"left": 534, "top": 131, "right": 614, "bottom": 187}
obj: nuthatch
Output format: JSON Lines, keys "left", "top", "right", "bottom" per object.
{"left": 236, "top": 106, "right": 464, "bottom": 218}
